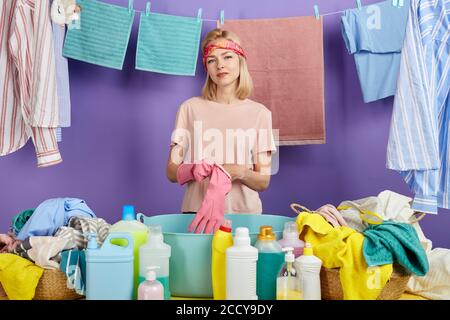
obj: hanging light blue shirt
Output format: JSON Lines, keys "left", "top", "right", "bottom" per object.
{"left": 341, "top": 0, "right": 410, "bottom": 103}
{"left": 387, "top": 0, "right": 450, "bottom": 214}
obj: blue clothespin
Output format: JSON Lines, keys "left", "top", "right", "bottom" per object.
{"left": 392, "top": 0, "right": 399, "bottom": 7}
{"left": 146, "top": 2, "right": 151, "bottom": 16}
{"left": 356, "top": 0, "right": 362, "bottom": 10}
{"left": 220, "top": 10, "right": 225, "bottom": 26}
{"left": 128, "top": 0, "right": 133, "bottom": 14}
{"left": 197, "top": 8, "right": 202, "bottom": 22}
{"left": 314, "top": 5, "right": 320, "bottom": 20}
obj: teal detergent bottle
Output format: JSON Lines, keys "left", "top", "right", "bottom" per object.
{"left": 254, "top": 226, "right": 285, "bottom": 300}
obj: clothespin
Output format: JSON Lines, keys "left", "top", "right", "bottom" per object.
{"left": 398, "top": 0, "right": 405, "bottom": 7}
{"left": 313, "top": 5, "right": 320, "bottom": 20}
{"left": 392, "top": 0, "right": 399, "bottom": 7}
{"left": 356, "top": 0, "right": 362, "bottom": 10}
{"left": 197, "top": 8, "right": 202, "bottom": 22}
{"left": 220, "top": 10, "right": 225, "bottom": 27}
{"left": 128, "top": 0, "right": 133, "bottom": 14}
{"left": 146, "top": 2, "right": 151, "bottom": 16}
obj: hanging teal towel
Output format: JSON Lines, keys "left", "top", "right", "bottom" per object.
{"left": 136, "top": 12, "right": 202, "bottom": 76}
{"left": 63, "top": 0, "right": 135, "bottom": 70}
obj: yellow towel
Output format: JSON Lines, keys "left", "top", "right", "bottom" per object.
{"left": 296, "top": 212, "right": 393, "bottom": 299}
{"left": 0, "top": 253, "right": 43, "bottom": 300}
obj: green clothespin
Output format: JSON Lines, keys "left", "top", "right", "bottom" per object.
{"left": 197, "top": 8, "right": 202, "bottom": 22}
{"left": 146, "top": 2, "right": 151, "bottom": 16}
{"left": 356, "top": 0, "right": 362, "bottom": 10}
{"left": 220, "top": 10, "right": 225, "bottom": 26}
{"left": 128, "top": 0, "right": 133, "bottom": 14}
{"left": 314, "top": 5, "right": 320, "bottom": 20}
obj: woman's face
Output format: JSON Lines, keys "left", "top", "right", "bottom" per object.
{"left": 205, "top": 45, "right": 240, "bottom": 89}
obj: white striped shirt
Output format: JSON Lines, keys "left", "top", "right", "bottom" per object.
{"left": 387, "top": 0, "right": 450, "bottom": 214}
{"left": 0, "top": 0, "right": 62, "bottom": 167}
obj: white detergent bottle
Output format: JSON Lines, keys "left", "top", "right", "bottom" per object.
{"left": 226, "top": 227, "right": 258, "bottom": 300}
{"left": 137, "top": 266, "right": 164, "bottom": 300}
{"left": 139, "top": 225, "right": 171, "bottom": 299}
{"left": 277, "top": 247, "right": 302, "bottom": 300}
{"left": 294, "top": 242, "right": 322, "bottom": 300}
{"left": 278, "top": 221, "right": 305, "bottom": 257}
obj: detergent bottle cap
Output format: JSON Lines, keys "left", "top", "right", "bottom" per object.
{"left": 122, "top": 205, "right": 135, "bottom": 221}
{"left": 303, "top": 242, "right": 314, "bottom": 256}
{"left": 146, "top": 266, "right": 160, "bottom": 281}
{"left": 148, "top": 225, "right": 163, "bottom": 243}
{"left": 283, "top": 221, "right": 299, "bottom": 240}
{"left": 282, "top": 247, "right": 295, "bottom": 262}
{"left": 87, "top": 233, "right": 98, "bottom": 249}
{"left": 219, "top": 219, "right": 232, "bottom": 233}
{"left": 234, "top": 227, "right": 250, "bottom": 246}
{"left": 257, "top": 226, "right": 275, "bottom": 241}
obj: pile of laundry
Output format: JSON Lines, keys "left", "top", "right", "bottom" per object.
{"left": 0, "top": 198, "right": 110, "bottom": 300}
{"left": 293, "top": 190, "right": 450, "bottom": 300}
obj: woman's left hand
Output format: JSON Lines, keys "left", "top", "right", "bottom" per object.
{"left": 221, "top": 164, "right": 248, "bottom": 182}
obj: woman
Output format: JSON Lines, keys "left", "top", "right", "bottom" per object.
{"left": 166, "top": 28, "right": 277, "bottom": 233}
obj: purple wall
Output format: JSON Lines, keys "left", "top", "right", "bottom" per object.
{"left": 1, "top": 0, "right": 448, "bottom": 248}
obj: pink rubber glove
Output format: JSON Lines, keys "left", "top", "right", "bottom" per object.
{"left": 188, "top": 164, "right": 232, "bottom": 234}
{"left": 316, "top": 204, "right": 348, "bottom": 227}
{"left": 0, "top": 233, "right": 21, "bottom": 253}
{"left": 176, "top": 160, "right": 215, "bottom": 185}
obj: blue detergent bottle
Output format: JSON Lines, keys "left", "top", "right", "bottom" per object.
{"left": 85, "top": 232, "right": 134, "bottom": 300}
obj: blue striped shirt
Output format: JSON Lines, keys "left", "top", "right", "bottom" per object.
{"left": 387, "top": 0, "right": 450, "bottom": 214}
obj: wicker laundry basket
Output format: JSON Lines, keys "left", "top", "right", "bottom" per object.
{"left": 320, "top": 264, "right": 411, "bottom": 300}
{"left": 0, "top": 268, "right": 83, "bottom": 300}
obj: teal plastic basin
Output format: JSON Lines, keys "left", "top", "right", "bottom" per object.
{"left": 136, "top": 213, "right": 294, "bottom": 298}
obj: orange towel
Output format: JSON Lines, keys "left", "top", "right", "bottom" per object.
{"left": 222, "top": 17, "right": 325, "bottom": 145}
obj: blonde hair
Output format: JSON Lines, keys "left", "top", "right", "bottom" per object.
{"left": 201, "top": 29, "right": 253, "bottom": 101}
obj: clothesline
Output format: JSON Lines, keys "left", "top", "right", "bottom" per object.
{"left": 128, "top": 8, "right": 349, "bottom": 22}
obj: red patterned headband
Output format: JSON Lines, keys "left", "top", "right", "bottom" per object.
{"left": 202, "top": 40, "right": 247, "bottom": 68}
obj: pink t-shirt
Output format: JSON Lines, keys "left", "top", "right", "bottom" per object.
{"left": 171, "top": 97, "right": 277, "bottom": 214}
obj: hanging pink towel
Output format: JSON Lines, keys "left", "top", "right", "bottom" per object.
{"left": 222, "top": 17, "right": 325, "bottom": 145}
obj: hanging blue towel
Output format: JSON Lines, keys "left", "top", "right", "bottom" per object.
{"left": 16, "top": 198, "right": 96, "bottom": 240}
{"left": 63, "top": 0, "right": 135, "bottom": 70}
{"left": 136, "top": 12, "right": 202, "bottom": 76}
{"left": 362, "top": 221, "right": 429, "bottom": 276}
